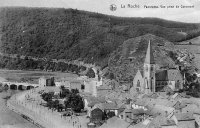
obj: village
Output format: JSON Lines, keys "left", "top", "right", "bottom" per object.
{"left": 1, "top": 41, "right": 200, "bottom": 128}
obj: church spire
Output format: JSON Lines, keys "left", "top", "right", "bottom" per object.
{"left": 144, "top": 40, "right": 155, "bottom": 64}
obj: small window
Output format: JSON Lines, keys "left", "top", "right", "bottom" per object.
{"left": 145, "top": 66, "right": 148, "bottom": 72}
{"left": 137, "top": 80, "right": 140, "bottom": 87}
{"left": 81, "top": 84, "right": 85, "bottom": 90}
{"left": 151, "top": 66, "right": 154, "bottom": 71}
{"left": 136, "top": 88, "right": 140, "bottom": 92}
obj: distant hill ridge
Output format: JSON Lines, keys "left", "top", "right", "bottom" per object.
{"left": 0, "top": 7, "right": 200, "bottom": 69}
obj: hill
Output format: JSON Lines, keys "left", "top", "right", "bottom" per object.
{"left": 175, "top": 36, "right": 200, "bottom": 73}
{"left": 0, "top": 7, "right": 200, "bottom": 68}
{"left": 108, "top": 34, "right": 179, "bottom": 81}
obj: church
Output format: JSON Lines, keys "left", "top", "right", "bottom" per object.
{"left": 130, "top": 41, "right": 184, "bottom": 94}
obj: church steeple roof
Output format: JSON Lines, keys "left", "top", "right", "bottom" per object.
{"left": 144, "top": 40, "right": 155, "bottom": 64}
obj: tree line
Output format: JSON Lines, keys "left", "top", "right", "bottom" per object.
{"left": 0, "top": 55, "right": 96, "bottom": 78}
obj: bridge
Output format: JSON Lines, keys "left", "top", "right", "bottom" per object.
{"left": 2, "top": 81, "right": 39, "bottom": 90}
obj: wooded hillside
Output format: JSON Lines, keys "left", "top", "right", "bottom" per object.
{"left": 0, "top": 7, "right": 200, "bottom": 68}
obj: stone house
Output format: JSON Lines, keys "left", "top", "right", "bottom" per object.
{"left": 39, "top": 76, "right": 55, "bottom": 87}
{"left": 90, "top": 108, "right": 104, "bottom": 124}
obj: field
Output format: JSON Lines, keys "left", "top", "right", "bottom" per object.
{"left": 175, "top": 36, "right": 200, "bottom": 72}
{"left": 0, "top": 69, "right": 78, "bottom": 84}
{"left": 176, "top": 36, "right": 200, "bottom": 45}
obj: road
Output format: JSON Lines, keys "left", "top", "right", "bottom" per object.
{"left": 0, "top": 90, "right": 38, "bottom": 128}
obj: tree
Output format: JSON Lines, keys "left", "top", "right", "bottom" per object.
{"left": 71, "top": 89, "right": 79, "bottom": 94}
{"left": 53, "top": 100, "right": 60, "bottom": 111}
{"left": 86, "top": 68, "right": 95, "bottom": 78}
{"left": 41, "top": 92, "right": 53, "bottom": 102}
{"left": 60, "top": 86, "right": 70, "bottom": 98}
{"left": 64, "top": 93, "right": 84, "bottom": 113}
{"left": 107, "top": 111, "right": 115, "bottom": 118}
{"left": 109, "top": 73, "right": 115, "bottom": 80}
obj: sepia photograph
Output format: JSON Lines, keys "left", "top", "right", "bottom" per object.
{"left": 0, "top": 0, "right": 200, "bottom": 128}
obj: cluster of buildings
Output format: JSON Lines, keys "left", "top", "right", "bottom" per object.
{"left": 82, "top": 89, "right": 200, "bottom": 128}
{"left": 38, "top": 71, "right": 103, "bottom": 97}
{"left": 38, "top": 41, "right": 200, "bottom": 128}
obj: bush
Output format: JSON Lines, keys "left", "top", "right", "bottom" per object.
{"left": 86, "top": 68, "right": 95, "bottom": 78}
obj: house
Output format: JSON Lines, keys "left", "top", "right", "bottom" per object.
{"left": 142, "top": 93, "right": 159, "bottom": 99}
{"left": 55, "top": 80, "right": 70, "bottom": 88}
{"left": 169, "top": 93, "right": 184, "bottom": 101}
{"left": 93, "top": 102, "right": 122, "bottom": 116}
{"left": 97, "top": 85, "right": 112, "bottom": 97}
{"left": 195, "top": 115, "right": 200, "bottom": 128}
{"left": 70, "top": 81, "right": 83, "bottom": 91}
{"left": 39, "top": 76, "right": 55, "bottom": 87}
{"left": 169, "top": 101, "right": 187, "bottom": 113}
{"left": 174, "top": 113, "right": 195, "bottom": 128}
{"left": 83, "top": 78, "right": 102, "bottom": 96}
{"left": 131, "top": 99, "right": 149, "bottom": 110}
{"left": 90, "top": 108, "right": 104, "bottom": 125}
{"left": 128, "top": 118, "right": 152, "bottom": 128}
{"left": 146, "top": 104, "right": 175, "bottom": 119}
{"left": 182, "top": 104, "right": 199, "bottom": 113}
{"left": 99, "top": 116, "right": 130, "bottom": 128}
{"left": 82, "top": 96, "right": 106, "bottom": 117}
{"left": 105, "top": 91, "right": 122, "bottom": 100}
{"left": 119, "top": 108, "right": 149, "bottom": 123}
{"left": 148, "top": 115, "right": 177, "bottom": 128}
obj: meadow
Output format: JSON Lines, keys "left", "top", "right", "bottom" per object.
{"left": 175, "top": 36, "right": 200, "bottom": 72}
{"left": 0, "top": 69, "right": 78, "bottom": 84}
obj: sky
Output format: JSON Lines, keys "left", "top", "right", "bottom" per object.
{"left": 0, "top": 0, "right": 200, "bottom": 23}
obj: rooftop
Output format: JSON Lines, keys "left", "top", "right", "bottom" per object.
{"left": 175, "top": 113, "right": 195, "bottom": 121}
{"left": 100, "top": 116, "right": 130, "bottom": 128}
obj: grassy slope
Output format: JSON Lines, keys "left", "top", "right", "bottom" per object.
{"left": 175, "top": 36, "right": 200, "bottom": 73}
{"left": 108, "top": 34, "right": 178, "bottom": 81}
{"left": 0, "top": 7, "right": 200, "bottom": 68}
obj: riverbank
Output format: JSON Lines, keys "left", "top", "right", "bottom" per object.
{"left": 0, "top": 69, "right": 78, "bottom": 83}
{"left": 0, "top": 91, "right": 38, "bottom": 128}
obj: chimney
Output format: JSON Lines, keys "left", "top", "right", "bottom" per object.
{"left": 165, "top": 111, "right": 168, "bottom": 117}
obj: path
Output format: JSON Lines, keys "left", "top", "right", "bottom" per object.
{"left": 0, "top": 91, "right": 38, "bottom": 128}
{"left": 7, "top": 87, "right": 89, "bottom": 128}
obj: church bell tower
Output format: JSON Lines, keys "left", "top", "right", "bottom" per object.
{"left": 143, "top": 40, "right": 156, "bottom": 93}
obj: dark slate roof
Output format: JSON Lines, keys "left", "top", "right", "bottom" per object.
{"left": 175, "top": 113, "right": 195, "bottom": 121}
{"left": 149, "top": 115, "right": 176, "bottom": 127}
{"left": 156, "top": 70, "right": 168, "bottom": 81}
{"left": 85, "top": 96, "right": 106, "bottom": 107}
{"left": 144, "top": 40, "right": 155, "bottom": 64}
{"left": 102, "top": 102, "right": 119, "bottom": 110}
{"left": 156, "top": 69, "right": 183, "bottom": 81}
{"left": 97, "top": 85, "right": 112, "bottom": 90}
{"left": 100, "top": 116, "right": 130, "bottom": 128}
{"left": 120, "top": 109, "right": 146, "bottom": 116}
{"left": 167, "top": 69, "right": 183, "bottom": 81}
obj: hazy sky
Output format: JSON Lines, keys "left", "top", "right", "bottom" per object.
{"left": 0, "top": 0, "right": 200, "bottom": 23}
